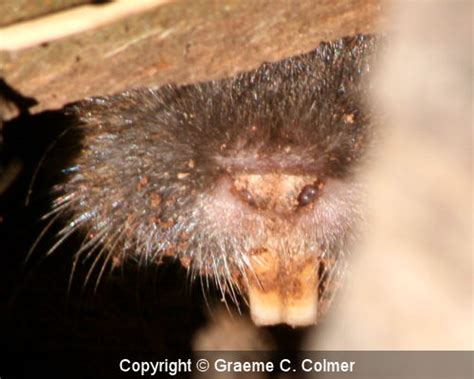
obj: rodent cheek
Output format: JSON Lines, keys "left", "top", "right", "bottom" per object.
{"left": 197, "top": 175, "right": 361, "bottom": 253}
{"left": 198, "top": 176, "right": 268, "bottom": 243}
{"left": 298, "top": 177, "right": 363, "bottom": 244}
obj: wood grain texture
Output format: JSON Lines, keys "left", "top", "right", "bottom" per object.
{"left": 0, "top": 0, "right": 385, "bottom": 118}
{"left": 0, "top": 0, "right": 95, "bottom": 27}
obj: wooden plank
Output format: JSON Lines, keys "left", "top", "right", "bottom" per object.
{"left": 0, "top": 0, "right": 386, "bottom": 118}
{"left": 0, "top": 0, "right": 95, "bottom": 27}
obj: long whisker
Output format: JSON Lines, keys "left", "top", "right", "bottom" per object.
{"left": 199, "top": 268, "right": 212, "bottom": 315}
{"left": 71, "top": 224, "right": 109, "bottom": 260}
{"left": 25, "top": 207, "right": 66, "bottom": 263}
{"left": 45, "top": 220, "right": 83, "bottom": 258}
{"left": 79, "top": 229, "right": 111, "bottom": 293}
{"left": 66, "top": 232, "right": 91, "bottom": 301}
{"left": 41, "top": 192, "right": 77, "bottom": 220}
{"left": 93, "top": 226, "right": 125, "bottom": 293}
{"left": 25, "top": 127, "right": 71, "bottom": 206}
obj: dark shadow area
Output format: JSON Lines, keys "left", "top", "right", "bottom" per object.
{"left": 0, "top": 78, "right": 38, "bottom": 118}
{"left": 0, "top": 108, "right": 210, "bottom": 378}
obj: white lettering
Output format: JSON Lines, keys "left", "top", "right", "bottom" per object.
{"left": 280, "top": 359, "right": 292, "bottom": 372}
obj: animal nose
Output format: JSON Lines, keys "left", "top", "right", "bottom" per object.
{"left": 232, "top": 173, "right": 323, "bottom": 214}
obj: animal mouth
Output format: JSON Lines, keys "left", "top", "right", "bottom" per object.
{"left": 228, "top": 172, "right": 322, "bottom": 326}
{"left": 192, "top": 168, "right": 354, "bottom": 327}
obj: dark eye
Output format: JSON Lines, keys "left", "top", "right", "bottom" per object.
{"left": 297, "top": 184, "right": 319, "bottom": 207}
{"left": 239, "top": 189, "right": 257, "bottom": 207}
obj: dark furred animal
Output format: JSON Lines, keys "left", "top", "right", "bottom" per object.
{"left": 48, "top": 34, "right": 377, "bottom": 326}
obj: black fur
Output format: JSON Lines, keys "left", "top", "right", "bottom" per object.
{"left": 50, "top": 34, "right": 377, "bottom": 313}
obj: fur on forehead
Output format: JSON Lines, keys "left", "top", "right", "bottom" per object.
{"left": 69, "top": 34, "right": 376, "bottom": 180}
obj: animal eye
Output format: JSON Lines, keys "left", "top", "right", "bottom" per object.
{"left": 239, "top": 189, "right": 257, "bottom": 207}
{"left": 297, "top": 184, "right": 319, "bottom": 207}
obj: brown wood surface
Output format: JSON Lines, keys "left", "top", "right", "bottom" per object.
{"left": 0, "top": 0, "right": 385, "bottom": 119}
{"left": 0, "top": 0, "right": 95, "bottom": 27}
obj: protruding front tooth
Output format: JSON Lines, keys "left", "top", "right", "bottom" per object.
{"left": 246, "top": 248, "right": 319, "bottom": 327}
{"left": 247, "top": 248, "right": 282, "bottom": 325}
{"left": 281, "top": 260, "right": 319, "bottom": 327}
{"left": 247, "top": 286, "right": 283, "bottom": 326}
